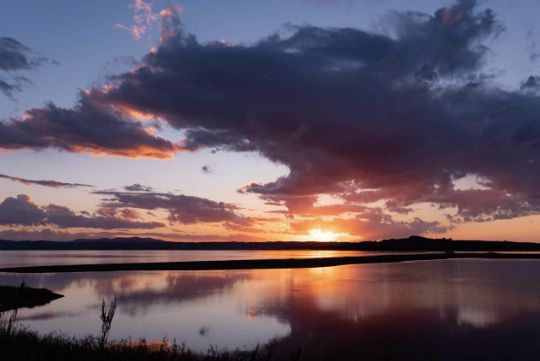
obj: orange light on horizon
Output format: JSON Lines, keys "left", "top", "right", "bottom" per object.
{"left": 308, "top": 228, "right": 337, "bottom": 242}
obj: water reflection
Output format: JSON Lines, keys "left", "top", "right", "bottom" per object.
{"left": 1, "top": 259, "right": 540, "bottom": 359}
{"left": 0, "top": 250, "right": 377, "bottom": 268}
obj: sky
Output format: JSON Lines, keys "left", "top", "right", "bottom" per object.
{"left": 0, "top": 0, "right": 540, "bottom": 242}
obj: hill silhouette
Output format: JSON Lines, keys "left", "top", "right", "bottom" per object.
{"left": 0, "top": 235, "right": 539, "bottom": 252}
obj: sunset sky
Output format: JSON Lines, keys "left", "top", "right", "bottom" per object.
{"left": 1, "top": 0, "right": 540, "bottom": 242}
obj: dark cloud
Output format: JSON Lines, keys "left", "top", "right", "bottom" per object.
{"left": 120, "top": 208, "right": 140, "bottom": 219}
{"left": 521, "top": 75, "right": 540, "bottom": 92}
{"left": 0, "top": 37, "right": 38, "bottom": 71}
{"left": 124, "top": 183, "right": 154, "bottom": 192}
{"left": 0, "top": 194, "right": 164, "bottom": 229}
{"left": 0, "top": 92, "right": 179, "bottom": 158}
{"left": 43, "top": 204, "right": 162, "bottom": 229}
{"left": 0, "top": 173, "right": 93, "bottom": 188}
{"left": 0, "top": 75, "right": 30, "bottom": 98}
{"left": 201, "top": 164, "right": 214, "bottom": 174}
{"left": 81, "top": 0, "right": 524, "bottom": 227}
{"left": 0, "top": 194, "right": 46, "bottom": 226}
{"left": 97, "top": 190, "right": 251, "bottom": 225}
{"left": 115, "top": 0, "right": 538, "bottom": 226}
{"left": 0, "top": 37, "right": 52, "bottom": 98}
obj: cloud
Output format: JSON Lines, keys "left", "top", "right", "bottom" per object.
{"left": 0, "top": 37, "right": 38, "bottom": 71}
{"left": 96, "top": 207, "right": 117, "bottom": 218}
{"left": 43, "top": 204, "right": 162, "bottom": 229}
{"left": 2, "top": 1, "right": 538, "bottom": 239}
{"left": 266, "top": 200, "right": 448, "bottom": 240}
{"left": 115, "top": 0, "right": 159, "bottom": 40}
{"left": 162, "top": 232, "right": 263, "bottom": 242}
{"left": 0, "top": 194, "right": 164, "bottom": 229}
{"left": 291, "top": 209, "right": 448, "bottom": 240}
{"left": 97, "top": 206, "right": 141, "bottom": 219}
{"left": 97, "top": 190, "right": 251, "bottom": 225}
{"left": 120, "top": 208, "right": 140, "bottom": 219}
{"left": 0, "top": 228, "right": 263, "bottom": 242}
{"left": 521, "top": 75, "right": 540, "bottom": 92}
{"left": 0, "top": 228, "right": 77, "bottom": 241}
{"left": 0, "top": 194, "right": 46, "bottom": 226}
{"left": 0, "top": 75, "right": 30, "bottom": 98}
{"left": 0, "top": 173, "right": 93, "bottom": 188}
{"left": 201, "top": 164, "right": 214, "bottom": 174}
{"left": 115, "top": 1, "right": 184, "bottom": 43}
{"left": 124, "top": 183, "right": 154, "bottom": 192}
{"left": 525, "top": 26, "right": 539, "bottom": 62}
{"left": 87, "top": 0, "right": 522, "bottom": 226}
{"left": 0, "top": 37, "right": 53, "bottom": 98}
{"left": 0, "top": 92, "right": 179, "bottom": 158}
{"left": 158, "top": 4, "right": 184, "bottom": 44}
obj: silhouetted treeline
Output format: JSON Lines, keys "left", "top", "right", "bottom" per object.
{"left": 0, "top": 235, "right": 539, "bottom": 252}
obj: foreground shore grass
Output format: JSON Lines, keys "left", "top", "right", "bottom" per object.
{"left": 0, "top": 285, "right": 295, "bottom": 361}
{"left": 0, "top": 328, "right": 296, "bottom": 361}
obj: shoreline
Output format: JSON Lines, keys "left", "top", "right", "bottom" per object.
{"left": 2, "top": 252, "right": 540, "bottom": 274}
{"left": 0, "top": 284, "right": 63, "bottom": 311}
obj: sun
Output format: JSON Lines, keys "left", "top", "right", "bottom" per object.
{"left": 308, "top": 228, "right": 337, "bottom": 242}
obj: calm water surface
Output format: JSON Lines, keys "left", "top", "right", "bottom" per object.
{"left": 1, "top": 255, "right": 540, "bottom": 360}
{"left": 0, "top": 250, "right": 377, "bottom": 268}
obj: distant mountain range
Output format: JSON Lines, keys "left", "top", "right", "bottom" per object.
{"left": 1, "top": 236, "right": 539, "bottom": 252}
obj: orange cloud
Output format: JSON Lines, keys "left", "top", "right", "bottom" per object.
{"left": 115, "top": 0, "right": 159, "bottom": 40}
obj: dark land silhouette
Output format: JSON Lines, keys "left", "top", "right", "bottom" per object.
{"left": 3, "top": 235, "right": 540, "bottom": 273}
{"left": 1, "top": 235, "right": 539, "bottom": 251}
{"left": 1, "top": 326, "right": 297, "bottom": 361}
{"left": 0, "top": 284, "right": 63, "bottom": 311}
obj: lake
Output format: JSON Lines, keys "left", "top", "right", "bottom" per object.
{"left": 0, "top": 249, "right": 376, "bottom": 268}
{"left": 1, "top": 252, "right": 540, "bottom": 360}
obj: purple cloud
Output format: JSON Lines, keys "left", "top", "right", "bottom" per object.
{"left": 0, "top": 173, "right": 92, "bottom": 188}
{"left": 0, "top": 194, "right": 164, "bottom": 229}
{"left": 0, "top": 93, "right": 179, "bottom": 158}
{"left": 97, "top": 190, "right": 251, "bottom": 225}
{"left": 124, "top": 183, "right": 154, "bottom": 192}
{"left": 0, "top": 36, "right": 53, "bottom": 98}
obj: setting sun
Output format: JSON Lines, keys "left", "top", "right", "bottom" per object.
{"left": 309, "top": 229, "right": 337, "bottom": 242}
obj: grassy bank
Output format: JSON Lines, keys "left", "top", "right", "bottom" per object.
{"left": 0, "top": 328, "right": 302, "bottom": 361}
{"left": 0, "top": 293, "right": 296, "bottom": 361}
{"left": 2, "top": 252, "right": 540, "bottom": 274}
{"left": 0, "top": 328, "right": 296, "bottom": 361}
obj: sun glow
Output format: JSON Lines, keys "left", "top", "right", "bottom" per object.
{"left": 309, "top": 228, "right": 337, "bottom": 242}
